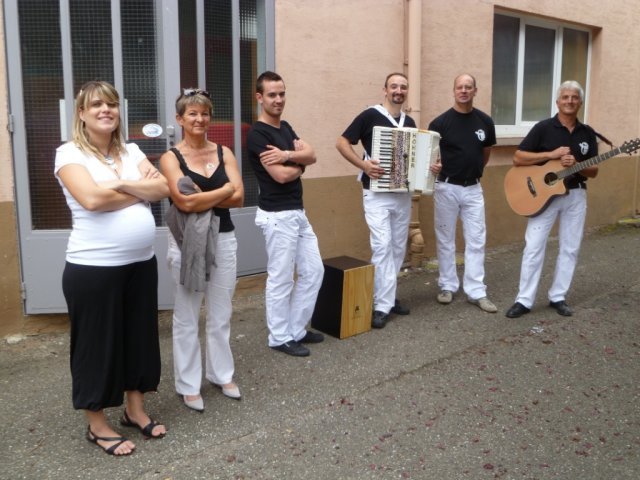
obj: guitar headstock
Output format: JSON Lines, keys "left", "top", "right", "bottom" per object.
{"left": 620, "top": 138, "right": 640, "bottom": 155}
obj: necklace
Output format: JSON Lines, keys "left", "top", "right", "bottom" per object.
{"left": 104, "top": 155, "right": 119, "bottom": 176}
{"left": 104, "top": 155, "right": 117, "bottom": 169}
{"left": 180, "top": 141, "right": 215, "bottom": 171}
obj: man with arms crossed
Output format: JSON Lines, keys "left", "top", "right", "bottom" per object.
{"left": 336, "top": 72, "right": 415, "bottom": 329}
{"left": 428, "top": 73, "right": 497, "bottom": 313}
{"left": 247, "top": 71, "right": 324, "bottom": 356}
{"left": 506, "top": 80, "right": 598, "bottom": 318}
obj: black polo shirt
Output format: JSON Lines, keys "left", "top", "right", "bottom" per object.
{"left": 518, "top": 114, "right": 598, "bottom": 189}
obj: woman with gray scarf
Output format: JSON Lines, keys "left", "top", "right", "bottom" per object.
{"left": 160, "top": 88, "right": 244, "bottom": 412}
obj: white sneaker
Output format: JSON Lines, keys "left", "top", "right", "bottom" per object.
{"left": 437, "top": 290, "right": 453, "bottom": 304}
{"left": 469, "top": 297, "right": 497, "bottom": 313}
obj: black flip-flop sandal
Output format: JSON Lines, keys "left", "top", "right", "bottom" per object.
{"left": 120, "top": 409, "right": 166, "bottom": 439}
{"left": 86, "top": 426, "right": 133, "bottom": 456}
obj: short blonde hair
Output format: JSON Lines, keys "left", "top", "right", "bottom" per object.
{"left": 72, "top": 80, "right": 125, "bottom": 160}
{"left": 175, "top": 88, "right": 213, "bottom": 117}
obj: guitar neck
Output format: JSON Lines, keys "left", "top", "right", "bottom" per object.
{"left": 557, "top": 146, "right": 622, "bottom": 179}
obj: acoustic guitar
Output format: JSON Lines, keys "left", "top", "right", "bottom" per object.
{"left": 504, "top": 138, "right": 640, "bottom": 217}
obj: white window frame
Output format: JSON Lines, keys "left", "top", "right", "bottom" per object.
{"left": 493, "top": 12, "right": 592, "bottom": 140}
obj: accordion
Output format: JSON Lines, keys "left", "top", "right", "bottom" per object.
{"left": 370, "top": 126, "right": 440, "bottom": 194}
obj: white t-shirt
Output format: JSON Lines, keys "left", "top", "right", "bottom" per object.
{"left": 54, "top": 142, "right": 156, "bottom": 266}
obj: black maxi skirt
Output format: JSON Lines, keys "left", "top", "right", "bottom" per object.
{"left": 62, "top": 256, "right": 161, "bottom": 411}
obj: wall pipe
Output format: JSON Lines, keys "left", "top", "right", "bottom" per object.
{"left": 405, "top": 0, "right": 421, "bottom": 128}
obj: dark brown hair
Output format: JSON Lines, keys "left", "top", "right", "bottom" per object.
{"left": 256, "top": 71, "right": 284, "bottom": 94}
{"left": 384, "top": 72, "right": 408, "bottom": 88}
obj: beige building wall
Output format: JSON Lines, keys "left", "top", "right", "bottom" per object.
{"left": 1, "top": 0, "right": 639, "bottom": 336}
{"left": 275, "top": 0, "right": 415, "bottom": 261}
{"left": 275, "top": 0, "right": 640, "bottom": 260}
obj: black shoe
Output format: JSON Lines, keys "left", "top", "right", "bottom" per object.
{"left": 270, "top": 341, "right": 310, "bottom": 357}
{"left": 300, "top": 330, "right": 325, "bottom": 343}
{"left": 506, "top": 302, "right": 530, "bottom": 318}
{"left": 371, "top": 310, "right": 389, "bottom": 329}
{"left": 549, "top": 300, "right": 573, "bottom": 316}
{"left": 390, "top": 299, "right": 410, "bottom": 315}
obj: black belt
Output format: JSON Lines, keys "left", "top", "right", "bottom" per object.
{"left": 437, "top": 175, "right": 479, "bottom": 187}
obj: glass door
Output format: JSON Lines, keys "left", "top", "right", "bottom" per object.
{"left": 5, "top": 0, "right": 272, "bottom": 314}
{"left": 171, "top": 0, "right": 270, "bottom": 280}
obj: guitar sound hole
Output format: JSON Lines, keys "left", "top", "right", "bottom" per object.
{"left": 544, "top": 172, "right": 558, "bottom": 186}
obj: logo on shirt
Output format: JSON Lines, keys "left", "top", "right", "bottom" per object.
{"left": 579, "top": 142, "right": 589, "bottom": 155}
{"left": 475, "top": 129, "right": 486, "bottom": 142}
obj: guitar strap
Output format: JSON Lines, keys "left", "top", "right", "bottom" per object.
{"left": 588, "top": 126, "right": 614, "bottom": 148}
{"left": 594, "top": 131, "right": 614, "bottom": 148}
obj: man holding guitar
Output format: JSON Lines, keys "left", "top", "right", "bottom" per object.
{"left": 505, "top": 80, "right": 598, "bottom": 318}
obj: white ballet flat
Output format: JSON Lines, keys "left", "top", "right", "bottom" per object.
{"left": 212, "top": 383, "right": 241, "bottom": 400}
{"left": 183, "top": 395, "right": 204, "bottom": 412}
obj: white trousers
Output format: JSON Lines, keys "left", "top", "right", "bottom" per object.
{"left": 515, "top": 189, "right": 587, "bottom": 308}
{"left": 434, "top": 181, "right": 487, "bottom": 300}
{"left": 362, "top": 190, "right": 411, "bottom": 313}
{"left": 168, "top": 232, "right": 237, "bottom": 396}
{"left": 255, "top": 208, "right": 324, "bottom": 347}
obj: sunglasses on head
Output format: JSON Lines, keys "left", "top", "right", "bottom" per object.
{"left": 182, "top": 88, "right": 211, "bottom": 98}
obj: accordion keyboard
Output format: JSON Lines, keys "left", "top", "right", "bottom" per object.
{"left": 370, "top": 126, "right": 440, "bottom": 194}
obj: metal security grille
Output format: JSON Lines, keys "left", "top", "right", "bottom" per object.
{"left": 177, "top": 0, "right": 260, "bottom": 206}
{"left": 19, "top": 0, "right": 263, "bottom": 231}
{"left": 70, "top": 0, "right": 114, "bottom": 91}
{"left": 18, "top": 1, "right": 67, "bottom": 229}
{"left": 178, "top": 0, "right": 198, "bottom": 89}
{"left": 121, "top": 0, "right": 167, "bottom": 223}
{"left": 239, "top": 0, "right": 260, "bottom": 206}
{"left": 203, "top": 0, "right": 237, "bottom": 188}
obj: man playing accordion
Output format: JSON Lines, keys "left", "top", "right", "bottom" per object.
{"left": 336, "top": 72, "right": 417, "bottom": 329}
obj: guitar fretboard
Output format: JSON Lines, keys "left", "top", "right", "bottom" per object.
{"left": 557, "top": 144, "right": 630, "bottom": 179}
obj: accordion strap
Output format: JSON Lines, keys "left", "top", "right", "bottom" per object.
{"left": 371, "top": 104, "right": 406, "bottom": 128}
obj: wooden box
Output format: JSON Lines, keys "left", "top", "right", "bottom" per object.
{"left": 311, "top": 256, "right": 373, "bottom": 339}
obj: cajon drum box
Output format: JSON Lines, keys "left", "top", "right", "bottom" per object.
{"left": 311, "top": 256, "right": 373, "bottom": 339}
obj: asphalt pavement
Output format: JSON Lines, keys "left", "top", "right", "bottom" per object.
{"left": 1, "top": 223, "right": 639, "bottom": 480}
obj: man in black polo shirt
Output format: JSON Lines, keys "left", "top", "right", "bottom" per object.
{"left": 428, "top": 73, "right": 497, "bottom": 313}
{"left": 506, "top": 80, "right": 598, "bottom": 318}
